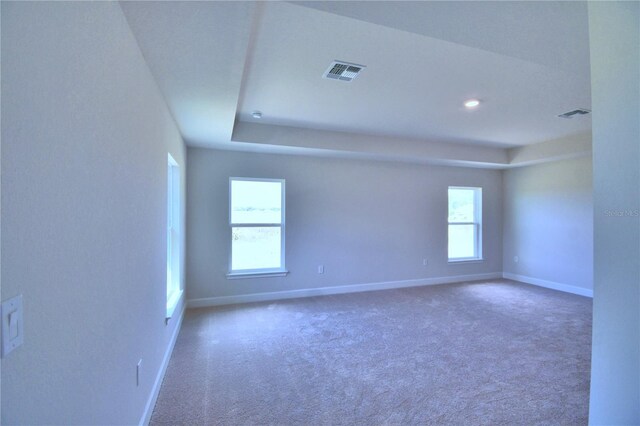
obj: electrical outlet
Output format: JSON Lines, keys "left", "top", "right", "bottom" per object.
{"left": 422, "top": 259, "right": 428, "bottom": 266}
{"left": 136, "top": 359, "right": 142, "bottom": 386}
{"left": 513, "top": 256, "right": 519, "bottom": 263}
{"left": 317, "top": 265, "right": 324, "bottom": 274}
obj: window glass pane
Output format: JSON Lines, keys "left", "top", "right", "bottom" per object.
{"left": 232, "top": 227, "right": 281, "bottom": 270}
{"left": 448, "top": 224, "right": 476, "bottom": 259}
{"left": 231, "top": 180, "right": 282, "bottom": 224}
{"left": 448, "top": 188, "right": 475, "bottom": 222}
{"left": 167, "top": 157, "right": 180, "bottom": 305}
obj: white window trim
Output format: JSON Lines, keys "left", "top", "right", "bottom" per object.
{"left": 448, "top": 186, "right": 483, "bottom": 263}
{"left": 166, "top": 153, "right": 182, "bottom": 320}
{"left": 226, "top": 271, "right": 289, "bottom": 279}
{"left": 166, "top": 289, "right": 183, "bottom": 321}
{"left": 227, "top": 177, "right": 288, "bottom": 278}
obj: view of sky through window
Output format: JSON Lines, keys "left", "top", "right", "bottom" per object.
{"left": 231, "top": 180, "right": 282, "bottom": 224}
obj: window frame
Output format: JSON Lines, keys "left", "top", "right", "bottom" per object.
{"left": 448, "top": 186, "right": 483, "bottom": 263}
{"left": 166, "top": 153, "right": 183, "bottom": 320}
{"left": 227, "top": 177, "right": 288, "bottom": 279}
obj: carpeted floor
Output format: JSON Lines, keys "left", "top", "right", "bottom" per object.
{"left": 150, "top": 280, "right": 592, "bottom": 425}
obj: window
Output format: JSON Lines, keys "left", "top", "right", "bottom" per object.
{"left": 448, "top": 187, "right": 482, "bottom": 262}
{"left": 166, "top": 154, "right": 182, "bottom": 319}
{"left": 228, "top": 178, "right": 287, "bottom": 278}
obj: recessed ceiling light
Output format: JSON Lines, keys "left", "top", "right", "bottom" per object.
{"left": 251, "top": 111, "right": 262, "bottom": 119}
{"left": 464, "top": 99, "right": 480, "bottom": 109}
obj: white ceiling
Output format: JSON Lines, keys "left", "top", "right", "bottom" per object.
{"left": 292, "top": 1, "right": 591, "bottom": 76}
{"left": 120, "top": 1, "right": 592, "bottom": 165}
{"left": 120, "top": 1, "right": 256, "bottom": 145}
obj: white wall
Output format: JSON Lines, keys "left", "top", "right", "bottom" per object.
{"left": 186, "top": 148, "right": 502, "bottom": 304}
{"left": 1, "top": 2, "right": 186, "bottom": 424}
{"left": 232, "top": 121, "right": 509, "bottom": 168}
{"left": 507, "top": 132, "right": 592, "bottom": 167}
{"left": 502, "top": 157, "right": 593, "bottom": 295}
{"left": 588, "top": 2, "right": 640, "bottom": 423}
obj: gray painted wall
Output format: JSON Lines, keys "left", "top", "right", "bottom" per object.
{"left": 1, "top": 2, "right": 186, "bottom": 424}
{"left": 588, "top": 2, "right": 640, "bottom": 423}
{"left": 186, "top": 148, "right": 503, "bottom": 302}
{"left": 502, "top": 157, "right": 593, "bottom": 291}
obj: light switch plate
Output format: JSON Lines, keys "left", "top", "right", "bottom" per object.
{"left": 2, "top": 294, "right": 24, "bottom": 357}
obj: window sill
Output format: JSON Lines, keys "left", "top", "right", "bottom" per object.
{"left": 166, "top": 289, "right": 183, "bottom": 323}
{"left": 448, "top": 258, "right": 484, "bottom": 264}
{"left": 226, "top": 270, "right": 289, "bottom": 280}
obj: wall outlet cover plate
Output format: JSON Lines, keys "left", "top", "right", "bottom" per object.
{"left": 2, "top": 294, "right": 24, "bottom": 357}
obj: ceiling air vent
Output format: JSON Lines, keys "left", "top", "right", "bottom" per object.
{"left": 323, "top": 61, "right": 365, "bottom": 82}
{"left": 558, "top": 108, "right": 591, "bottom": 119}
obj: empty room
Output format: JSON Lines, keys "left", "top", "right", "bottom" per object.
{"left": 1, "top": 1, "right": 638, "bottom": 425}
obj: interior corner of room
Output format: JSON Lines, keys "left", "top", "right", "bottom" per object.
{"left": 1, "top": 1, "right": 638, "bottom": 425}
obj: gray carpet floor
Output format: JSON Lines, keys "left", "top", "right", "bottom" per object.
{"left": 151, "top": 280, "right": 592, "bottom": 425}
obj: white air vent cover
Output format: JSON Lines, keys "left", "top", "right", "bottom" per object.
{"left": 323, "top": 61, "right": 365, "bottom": 82}
{"left": 558, "top": 108, "right": 591, "bottom": 119}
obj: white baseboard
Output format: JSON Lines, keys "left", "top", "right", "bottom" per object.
{"left": 503, "top": 272, "right": 593, "bottom": 298}
{"left": 139, "top": 302, "right": 186, "bottom": 426}
{"left": 187, "top": 272, "right": 503, "bottom": 308}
